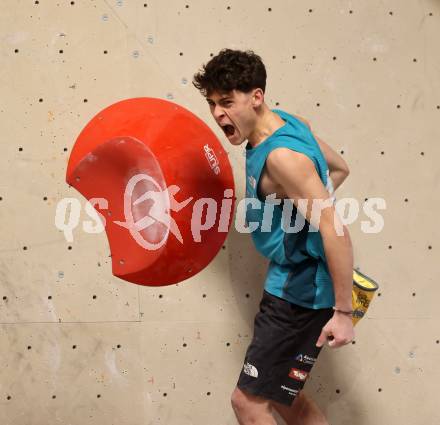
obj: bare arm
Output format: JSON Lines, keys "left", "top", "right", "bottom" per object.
{"left": 294, "top": 115, "right": 349, "bottom": 190}
{"left": 266, "top": 148, "right": 354, "bottom": 347}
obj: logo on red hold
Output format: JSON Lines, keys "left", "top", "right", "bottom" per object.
{"left": 289, "top": 368, "right": 308, "bottom": 382}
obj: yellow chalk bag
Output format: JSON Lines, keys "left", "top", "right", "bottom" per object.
{"left": 352, "top": 269, "right": 379, "bottom": 326}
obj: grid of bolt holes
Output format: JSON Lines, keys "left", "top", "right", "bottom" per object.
{"left": 4, "top": 1, "right": 438, "bottom": 402}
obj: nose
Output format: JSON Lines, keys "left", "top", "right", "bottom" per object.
{"left": 212, "top": 104, "right": 225, "bottom": 121}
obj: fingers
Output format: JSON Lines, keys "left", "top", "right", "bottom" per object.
{"left": 328, "top": 336, "right": 353, "bottom": 348}
{"left": 316, "top": 320, "right": 355, "bottom": 348}
{"left": 315, "top": 329, "right": 329, "bottom": 347}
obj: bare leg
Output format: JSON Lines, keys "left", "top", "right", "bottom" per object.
{"left": 271, "top": 391, "right": 329, "bottom": 425}
{"left": 231, "top": 386, "right": 277, "bottom": 425}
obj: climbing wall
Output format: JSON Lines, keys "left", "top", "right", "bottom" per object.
{"left": 1, "top": 1, "right": 439, "bottom": 424}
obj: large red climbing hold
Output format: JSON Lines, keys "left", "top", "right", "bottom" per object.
{"left": 66, "top": 97, "right": 235, "bottom": 286}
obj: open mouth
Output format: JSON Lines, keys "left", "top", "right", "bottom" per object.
{"left": 221, "top": 124, "right": 236, "bottom": 137}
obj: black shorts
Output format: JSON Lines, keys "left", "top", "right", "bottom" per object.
{"left": 236, "top": 290, "right": 333, "bottom": 406}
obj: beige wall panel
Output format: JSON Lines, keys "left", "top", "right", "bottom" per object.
{"left": 1, "top": 0, "right": 439, "bottom": 424}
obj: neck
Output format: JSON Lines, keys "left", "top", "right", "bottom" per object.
{"left": 247, "top": 104, "right": 286, "bottom": 148}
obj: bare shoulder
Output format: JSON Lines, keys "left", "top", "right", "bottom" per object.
{"left": 266, "top": 147, "right": 314, "bottom": 177}
{"left": 265, "top": 148, "right": 329, "bottom": 202}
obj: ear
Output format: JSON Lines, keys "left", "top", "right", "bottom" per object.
{"left": 252, "top": 88, "right": 264, "bottom": 107}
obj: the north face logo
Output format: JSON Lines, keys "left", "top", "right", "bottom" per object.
{"left": 243, "top": 362, "right": 258, "bottom": 378}
{"left": 248, "top": 176, "right": 257, "bottom": 190}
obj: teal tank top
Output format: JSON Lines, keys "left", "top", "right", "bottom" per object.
{"left": 245, "top": 109, "right": 336, "bottom": 309}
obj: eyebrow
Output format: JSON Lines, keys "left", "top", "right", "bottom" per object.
{"left": 206, "top": 96, "right": 232, "bottom": 102}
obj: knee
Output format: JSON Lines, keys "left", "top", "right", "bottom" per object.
{"left": 231, "top": 387, "right": 247, "bottom": 412}
{"left": 231, "top": 386, "right": 261, "bottom": 416}
{"left": 231, "top": 387, "right": 274, "bottom": 423}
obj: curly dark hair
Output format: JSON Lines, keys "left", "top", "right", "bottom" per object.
{"left": 192, "top": 48, "right": 267, "bottom": 98}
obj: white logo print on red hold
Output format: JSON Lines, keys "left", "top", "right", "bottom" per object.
{"left": 204, "top": 144, "right": 220, "bottom": 175}
{"left": 289, "top": 368, "right": 308, "bottom": 382}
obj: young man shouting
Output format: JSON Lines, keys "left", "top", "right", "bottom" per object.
{"left": 193, "top": 48, "right": 354, "bottom": 425}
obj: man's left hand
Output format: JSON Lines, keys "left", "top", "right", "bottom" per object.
{"left": 316, "top": 313, "right": 355, "bottom": 348}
